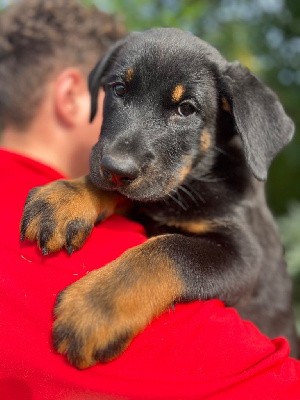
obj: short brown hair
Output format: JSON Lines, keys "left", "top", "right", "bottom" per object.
{"left": 0, "top": 0, "right": 126, "bottom": 128}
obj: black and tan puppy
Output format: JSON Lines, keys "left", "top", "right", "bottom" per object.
{"left": 21, "top": 28, "right": 298, "bottom": 368}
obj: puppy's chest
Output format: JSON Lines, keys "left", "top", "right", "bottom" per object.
{"left": 131, "top": 204, "right": 215, "bottom": 238}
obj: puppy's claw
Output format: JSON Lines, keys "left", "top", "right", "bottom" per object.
{"left": 19, "top": 177, "right": 111, "bottom": 255}
{"left": 41, "top": 247, "right": 49, "bottom": 256}
{"left": 66, "top": 245, "right": 74, "bottom": 255}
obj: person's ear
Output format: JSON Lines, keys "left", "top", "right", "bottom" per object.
{"left": 54, "top": 68, "right": 88, "bottom": 127}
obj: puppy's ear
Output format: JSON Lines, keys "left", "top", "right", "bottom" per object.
{"left": 222, "top": 62, "right": 294, "bottom": 180}
{"left": 88, "top": 38, "right": 127, "bottom": 122}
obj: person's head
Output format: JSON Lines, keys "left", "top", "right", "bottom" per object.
{"left": 0, "top": 0, "right": 126, "bottom": 177}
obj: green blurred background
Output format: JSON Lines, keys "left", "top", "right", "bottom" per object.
{"left": 1, "top": 0, "right": 299, "bottom": 327}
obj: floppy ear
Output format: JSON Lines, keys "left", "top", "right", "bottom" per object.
{"left": 221, "top": 62, "right": 294, "bottom": 181}
{"left": 88, "top": 38, "right": 127, "bottom": 122}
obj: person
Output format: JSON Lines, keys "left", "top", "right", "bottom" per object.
{"left": 0, "top": 1, "right": 300, "bottom": 399}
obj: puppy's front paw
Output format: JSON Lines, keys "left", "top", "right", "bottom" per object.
{"left": 52, "top": 241, "right": 183, "bottom": 368}
{"left": 53, "top": 264, "right": 144, "bottom": 368}
{"left": 20, "top": 177, "right": 117, "bottom": 254}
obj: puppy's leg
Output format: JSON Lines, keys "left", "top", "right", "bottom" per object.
{"left": 53, "top": 231, "right": 251, "bottom": 368}
{"left": 20, "top": 176, "right": 120, "bottom": 254}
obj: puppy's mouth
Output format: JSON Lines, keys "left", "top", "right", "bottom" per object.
{"left": 92, "top": 168, "right": 170, "bottom": 202}
{"left": 89, "top": 145, "right": 195, "bottom": 202}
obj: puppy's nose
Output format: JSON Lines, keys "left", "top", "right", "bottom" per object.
{"left": 101, "top": 155, "right": 139, "bottom": 186}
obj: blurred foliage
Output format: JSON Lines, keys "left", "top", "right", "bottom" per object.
{"left": 278, "top": 202, "right": 300, "bottom": 330}
{"left": 278, "top": 203, "right": 300, "bottom": 276}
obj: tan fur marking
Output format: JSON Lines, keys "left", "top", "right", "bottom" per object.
{"left": 171, "top": 84, "right": 185, "bottom": 102}
{"left": 125, "top": 68, "right": 134, "bottom": 82}
{"left": 178, "top": 164, "right": 192, "bottom": 184}
{"left": 54, "top": 235, "right": 183, "bottom": 367}
{"left": 167, "top": 219, "right": 215, "bottom": 234}
{"left": 53, "top": 177, "right": 118, "bottom": 223}
{"left": 165, "top": 155, "right": 193, "bottom": 193}
{"left": 200, "top": 129, "right": 212, "bottom": 152}
{"left": 22, "top": 176, "right": 121, "bottom": 253}
{"left": 221, "top": 97, "right": 231, "bottom": 113}
{"left": 24, "top": 217, "right": 41, "bottom": 242}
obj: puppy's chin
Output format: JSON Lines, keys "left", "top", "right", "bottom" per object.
{"left": 118, "top": 184, "right": 169, "bottom": 202}
{"left": 89, "top": 170, "right": 172, "bottom": 203}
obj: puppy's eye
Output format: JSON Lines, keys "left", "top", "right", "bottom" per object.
{"left": 177, "top": 102, "right": 196, "bottom": 117}
{"left": 112, "top": 82, "right": 126, "bottom": 97}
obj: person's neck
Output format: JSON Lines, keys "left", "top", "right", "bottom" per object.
{"left": 1, "top": 124, "right": 70, "bottom": 177}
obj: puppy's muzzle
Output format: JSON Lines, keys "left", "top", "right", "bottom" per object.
{"left": 100, "top": 155, "right": 139, "bottom": 187}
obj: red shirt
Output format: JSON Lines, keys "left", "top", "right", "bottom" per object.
{"left": 0, "top": 148, "right": 300, "bottom": 400}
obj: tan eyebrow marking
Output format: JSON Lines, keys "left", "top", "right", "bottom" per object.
{"left": 125, "top": 68, "right": 134, "bottom": 82}
{"left": 171, "top": 84, "right": 185, "bottom": 102}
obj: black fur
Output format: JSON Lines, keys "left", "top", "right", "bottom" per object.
{"left": 87, "top": 28, "right": 298, "bottom": 356}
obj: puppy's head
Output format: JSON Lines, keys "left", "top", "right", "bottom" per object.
{"left": 88, "top": 28, "right": 294, "bottom": 202}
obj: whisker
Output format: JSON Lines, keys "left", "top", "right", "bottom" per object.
{"left": 213, "top": 145, "right": 230, "bottom": 157}
{"left": 172, "top": 188, "right": 189, "bottom": 208}
{"left": 184, "top": 184, "right": 206, "bottom": 204}
{"left": 167, "top": 192, "right": 188, "bottom": 211}
{"left": 178, "top": 184, "right": 199, "bottom": 205}
{"left": 192, "top": 176, "right": 227, "bottom": 183}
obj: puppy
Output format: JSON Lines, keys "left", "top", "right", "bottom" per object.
{"left": 21, "top": 28, "right": 298, "bottom": 368}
